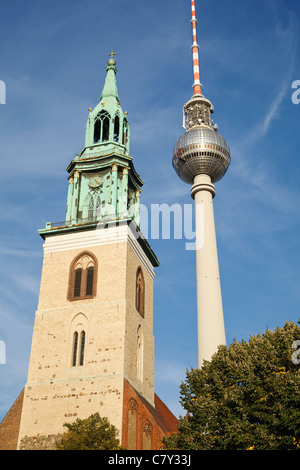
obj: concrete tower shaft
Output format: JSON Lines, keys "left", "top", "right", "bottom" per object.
{"left": 192, "top": 174, "right": 226, "bottom": 366}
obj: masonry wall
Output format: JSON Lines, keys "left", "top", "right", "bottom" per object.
{"left": 0, "top": 390, "right": 24, "bottom": 450}
{"left": 17, "top": 237, "right": 128, "bottom": 448}
{"left": 17, "top": 227, "right": 157, "bottom": 450}
{"left": 124, "top": 243, "right": 155, "bottom": 406}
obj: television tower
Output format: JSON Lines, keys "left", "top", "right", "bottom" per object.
{"left": 172, "top": 0, "right": 231, "bottom": 366}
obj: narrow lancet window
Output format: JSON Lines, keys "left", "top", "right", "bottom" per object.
{"left": 122, "top": 120, "right": 128, "bottom": 145}
{"left": 86, "top": 266, "right": 94, "bottom": 296}
{"left": 136, "top": 268, "right": 145, "bottom": 317}
{"left": 94, "top": 119, "right": 101, "bottom": 143}
{"left": 103, "top": 116, "right": 109, "bottom": 141}
{"left": 70, "top": 314, "right": 88, "bottom": 368}
{"left": 79, "top": 331, "right": 86, "bottom": 366}
{"left": 73, "top": 268, "right": 82, "bottom": 298}
{"left": 72, "top": 332, "right": 78, "bottom": 367}
{"left": 114, "top": 115, "right": 120, "bottom": 142}
{"left": 88, "top": 197, "right": 94, "bottom": 219}
{"left": 96, "top": 196, "right": 101, "bottom": 218}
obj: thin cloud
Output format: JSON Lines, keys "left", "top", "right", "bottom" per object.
{"left": 244, "top": 53, "right": 295, "bottom": 146}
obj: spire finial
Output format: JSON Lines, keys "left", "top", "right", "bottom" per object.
{"left": 191, "top": 0, "right": 202, "bottom": 95}
{"left": 108, "top": 50, "right": 117, "bottom": 65}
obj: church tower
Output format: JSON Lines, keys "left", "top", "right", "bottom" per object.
{"left": 14, "top": 54, "right": 178, "bottom": 450}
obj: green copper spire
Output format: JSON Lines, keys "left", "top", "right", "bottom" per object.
{"left": 100, "top": 52, "right": 120, "bottom": 102}
{"left": 39, "top": 54, "right": 145, "bottom": 235}
{"left": 84, "top": 52, "right": 130, "bottom": 155}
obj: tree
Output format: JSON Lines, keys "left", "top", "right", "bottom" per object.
{"left": 56, "top": 413, "right": 124, "bottom": 450}
{"left": 164, "top": 321, "right": 300, "bottom": 450}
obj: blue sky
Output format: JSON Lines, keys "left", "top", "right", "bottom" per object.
{"left": 0, "top": 0, "right": 300, "bottom": 422}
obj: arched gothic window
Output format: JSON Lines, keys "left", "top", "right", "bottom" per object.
{"left": 103, "top": 115, "right": 109, "bottom": 141}
{"left": 70, "top": 313, "right": 88, "bottom": 367}
{"left": 142, "top": 421, "right": 152, "bottom": 450}
{"left": 122, "top": 119, "right": 128, "bottom": 146}
{"left": 79, "top": 331, "right": 86, "bottom": 366}
{"left": 68, "top": 252, "right": 97, "bottom": 300}
{"left": 72, "top": 330, "right": 86, "bottom": 367}
{"left": 114, "top": 115, "right": 120, "bottom": 142}
{"left": 127, "top": 399, "right": 137, "bottom": 450}
{"left": 88, "top": 197, "right": 94, "bottom": 219}
{"left": 86, "top": 195, "right": 101, "bottom": 220}
{"left": 136, "top": 268, "right": 145, "bottom": 317}
{"left": 94, "top": 111, "right": 111, "bottom": 143}
{"left": 72, "top": 331, "right": 78, "bottom": 366}
{"left": 73, "top": 268, "right": 82, "bottom": 297}
{"left": 94, "top": 119, "right": 101, "bottom": 143}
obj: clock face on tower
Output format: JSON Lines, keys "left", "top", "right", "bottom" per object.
{"left": 88, "top": 176, "right": 103, "bottom": 189}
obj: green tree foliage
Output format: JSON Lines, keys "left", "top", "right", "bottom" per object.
{"left": 164, "top": 321, "right": 300, "bottom": 450}
{"left": 56, "top": 413, "right": 124, "bottom": 450}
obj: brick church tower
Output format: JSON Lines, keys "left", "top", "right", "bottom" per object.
{"left": 0, "top": 54, "right": 178, "bottom": 450}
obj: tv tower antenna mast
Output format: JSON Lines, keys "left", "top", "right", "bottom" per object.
{"left": 191, "top": 0, "right": 202, "bottom": 96}
{"left": 172, "top": 0, "right": 231, "bottom": 366}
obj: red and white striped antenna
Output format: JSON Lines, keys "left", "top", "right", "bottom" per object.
{"left": 191, "top": 0, "right": 202, "bottom": 95}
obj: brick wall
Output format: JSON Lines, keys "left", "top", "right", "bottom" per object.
{"left": 122, "top": 379, "right": 178, "bottom": 450}
{"left": 0, "top": 389, "right": 24, "bottom": 450}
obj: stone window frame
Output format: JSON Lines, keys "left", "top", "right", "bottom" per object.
{"left": 70, "top": 313, "right": 88, "bottom": 368}
{"left": 68, "top": 251, "right": 98, "bottom": 301}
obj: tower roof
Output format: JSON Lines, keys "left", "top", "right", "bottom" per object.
{"left": 82, "top": 52, "right": 130, "bottom": 157}
{"left": 100, "top": 52, "right": 120, "bottom": 102}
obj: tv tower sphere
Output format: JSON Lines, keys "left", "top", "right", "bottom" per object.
{"left": 172, "top": 95, "right": 231, "bottom": 185}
